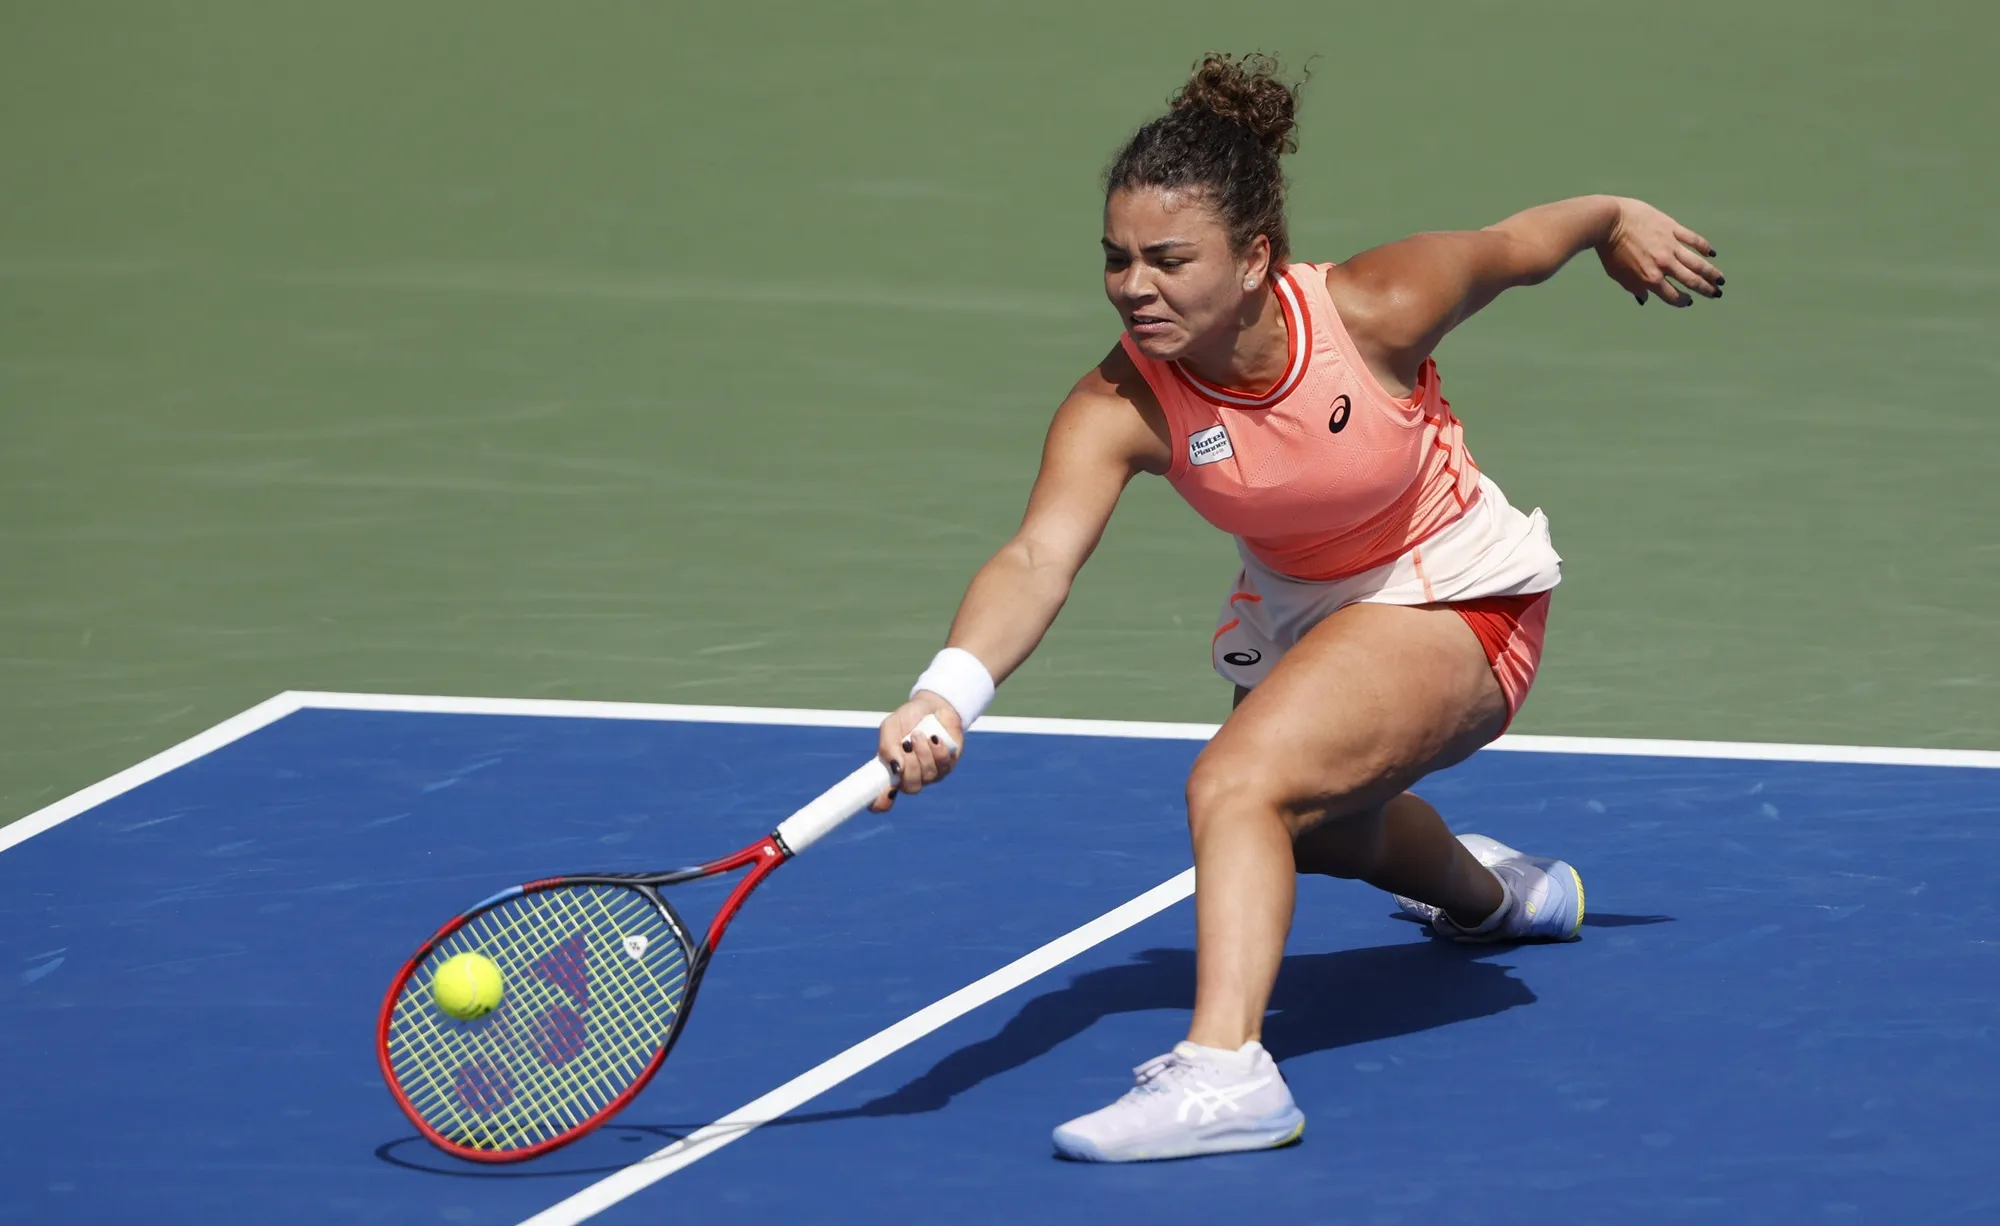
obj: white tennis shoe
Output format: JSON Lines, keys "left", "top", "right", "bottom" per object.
{"left": 1395, "top": 833, "right": 1585, "bottom": 942}
{"left": 1051, "top": 1040, "right": 1305, "bottom": 1162}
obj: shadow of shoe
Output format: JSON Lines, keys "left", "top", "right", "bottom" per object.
{"left": 1389, "top": 910, "right": 1676, "bottom": 930}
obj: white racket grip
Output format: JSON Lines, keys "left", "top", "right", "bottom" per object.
{"left": 772, "top": 714, "right": 958, "bottom": 855}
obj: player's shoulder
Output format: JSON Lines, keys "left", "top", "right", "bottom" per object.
{"left": 1069, "top": 341, "right": 1150, "bottom": 407}
{"left": 1319, "top": 245, "right": 1443, "bottom": 356}
{"left": 1054, "top": 343, "right": 1171, "bottom": 473}
{"left": 1320, "top": 250, "right": 1402, "bottom": 321}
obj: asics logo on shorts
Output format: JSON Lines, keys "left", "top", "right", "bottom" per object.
{"left": 1175, "top": 1076, "right": 1273, "bottom": 1125}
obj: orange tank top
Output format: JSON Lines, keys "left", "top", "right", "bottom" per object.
{"left": 1121, "top": 263, "right": 1483, "bottom": 583}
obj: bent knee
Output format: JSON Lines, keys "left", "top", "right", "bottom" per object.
{"left": 1185, "top": 747, "right": 1385, "bottom": 841}
{"left": 1186, "top": 738, "right": 1398, "bottom": 831}
{"left": 1185, "top": 741, "right": 1316, "bottom": 832}
{"left": 1184, "top": 749, "right": 1269, "bottom": 827}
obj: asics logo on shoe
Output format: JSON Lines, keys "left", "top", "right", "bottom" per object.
{"left": 1174, "top": 1076, "right": 1272, "bottom": 1125}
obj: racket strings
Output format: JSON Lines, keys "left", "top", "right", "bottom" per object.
{"left": 392, "top": 887, "right": 686, "bottom": 1149}
{"left": 448, "top": 887, "right": 685, "bottom": 1144}
{"left": 385, "top": 883, "right": 691, "bottom": 1153}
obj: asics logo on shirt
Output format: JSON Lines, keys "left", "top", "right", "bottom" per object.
{"left": 1174, "top": 1076, "right": 1273, "bottom": 1125}
{"left": 1328, "top": 394, "right": 1351, "bottom": 434}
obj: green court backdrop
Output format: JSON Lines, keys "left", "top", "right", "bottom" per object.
{"left": 4, "top": 1, "right": 1996, "bottom": 823}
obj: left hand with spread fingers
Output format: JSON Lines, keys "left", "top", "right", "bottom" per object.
{"left": 1597, "top": 197, "right": 1726, "bottom": 307}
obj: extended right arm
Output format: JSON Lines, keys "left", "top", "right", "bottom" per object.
{"left": 873, "top": 349, "right": 1171, "bottom": 804}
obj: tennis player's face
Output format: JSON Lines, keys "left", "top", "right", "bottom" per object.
{"left": 1102, "top": 187, "right": 1254, "bottom": 361}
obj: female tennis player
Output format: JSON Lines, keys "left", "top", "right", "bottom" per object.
{"left": 873, "top": 52, "right": 1723, "bottom": 1162}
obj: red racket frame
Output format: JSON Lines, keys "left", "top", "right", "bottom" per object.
{"left": 375, "top": 835, "right": 791, "bottom": 1162}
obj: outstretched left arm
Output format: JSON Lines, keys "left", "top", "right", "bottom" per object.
{"left": 1328, "top": 194, "right": 1723, "bottom": 394}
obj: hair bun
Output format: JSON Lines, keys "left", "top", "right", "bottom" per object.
{"left": 1170, "top": 52, "right": 1301, "bottom": 156}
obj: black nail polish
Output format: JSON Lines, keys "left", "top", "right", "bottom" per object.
{"left": 901, "top": 737, "right": 912, "bottom": 752}
{"left": 929, "top": 734, "right": 941, "bottom": 745}
{"left": 891, "top": 759, "right": 903, "bottom": 774}
{"left": 1714, "top": 288, "right": 1723, "bottom": 298}
{"left": 1716, "top": 276, "right": 1726, "bottom": 286}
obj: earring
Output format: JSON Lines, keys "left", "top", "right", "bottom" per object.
{"left": 1244, "top": 279, "right": 1257, "bottom": 290}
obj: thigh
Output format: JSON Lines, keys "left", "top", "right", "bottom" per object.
{"left": 1195, "top": 602, "right": 1506, "bottom": 834}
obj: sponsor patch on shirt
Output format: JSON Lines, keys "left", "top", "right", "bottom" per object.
{"left": 1188, "top": 425, "right": 1234, "bottom": 467}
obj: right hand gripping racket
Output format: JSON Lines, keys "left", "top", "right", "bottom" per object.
{"left": 376, "top": 715, "right": 957, "bottom": 1161}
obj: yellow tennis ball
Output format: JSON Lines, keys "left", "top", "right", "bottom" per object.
{"left": 432, "top": 952, "right": 505, "bottom": 1021}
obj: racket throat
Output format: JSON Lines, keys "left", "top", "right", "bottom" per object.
{"left": 697, "top": 835, "right": 788, "bottom": 956}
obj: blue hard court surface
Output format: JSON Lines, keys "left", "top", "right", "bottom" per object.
{"left": 3, "top": 707, "right": 1997, "bottom": 1225}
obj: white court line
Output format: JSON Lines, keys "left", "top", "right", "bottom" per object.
{"left": 285, "top": 689, "right": 1205, "bottom": 742}
{"left": 0, "top": 692, "right": 305, "bottom": 856}
{"left": 9, "top": 688, "right": 1995, "bottom": 856}
{"left": 288, "top": 689, "right": 2000, "bottom": 769}
{"left": 515, "top": 869, "right": 1195, "bottom": 1226}
{"left": 1488, "top": 732, "right": 2000, "bottom": 769}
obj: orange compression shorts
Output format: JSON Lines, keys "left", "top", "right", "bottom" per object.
{"left": 1446, "top": 591, "right": 1552, "bottom": 731}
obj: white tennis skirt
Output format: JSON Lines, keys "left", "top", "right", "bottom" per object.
{"left": 1211, "top": 474, "right": 1564, "bottom": 690}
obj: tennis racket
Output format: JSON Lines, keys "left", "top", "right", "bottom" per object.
{"left": 376, "top": 714, "right": 956, "bottom": 1162}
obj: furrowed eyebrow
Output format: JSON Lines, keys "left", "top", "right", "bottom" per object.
{"left": 1101, "top": 238, "right": 1197, "bottom": 255}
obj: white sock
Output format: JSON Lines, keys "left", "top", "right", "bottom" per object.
{"left": 1181, "top": 1040, "right": 1264, "bottom": 1071}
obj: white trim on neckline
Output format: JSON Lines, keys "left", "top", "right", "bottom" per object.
{"left": 1172, "top": 272, "right": 1309, "bottom": 409}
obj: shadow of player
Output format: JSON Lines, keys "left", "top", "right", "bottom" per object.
{"left": 377, "top": 913, "right": 1674, "bottom": 1175}
{"left": 794, "top": 936, "right": 1536, "bottom": 1122}
{"left": 800, "top": 910, "right": 1672, "bottom": 1121}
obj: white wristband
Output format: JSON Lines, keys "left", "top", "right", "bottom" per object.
{"left": 910, "top": 647, "right": 996, "bottom": 728}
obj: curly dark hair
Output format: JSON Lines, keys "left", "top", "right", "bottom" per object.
{"left": 1105, "top": 53, "right": 1305, "bottom": 268}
